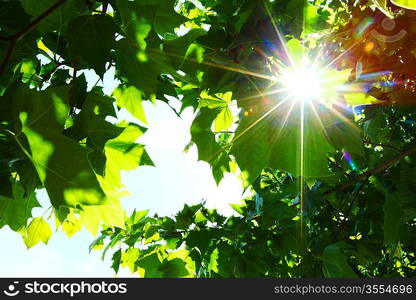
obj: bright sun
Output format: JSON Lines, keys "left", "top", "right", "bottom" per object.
{"left": 281, "top": 66, "right": 323, "bottom": 102}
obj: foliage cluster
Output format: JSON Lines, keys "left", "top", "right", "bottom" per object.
{"left": 0, "top": 0, "right": 415, "bottom": 277}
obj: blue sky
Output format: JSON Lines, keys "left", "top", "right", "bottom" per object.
{"left": 0, "top": 69, "right": 247, "bottom": 277}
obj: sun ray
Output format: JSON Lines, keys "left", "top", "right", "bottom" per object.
{"left": 205, "top": 95, "right": 291, "bottom": 164}
{"left": 268, "top": 98, "right": 297, "bottom": 147}
{"left": 308, "top": 100, "right": 331, "bottom": 142}
{"left": 243, "top": 56, "right": 297, "bottom": 149}
{"left": 318, "top": 100, "right": 362, "bottom": 133}
{"left": 299, "top": 97, "right": 305, "bottom": 256}
{"left": 324, "top": 41, "right": 360, "bottom": 70}
{"left": 277, "top": 100, "right": 297, "bottom": 136}
{"left": 237, "top": 64, "right": 287, "bottom": 109}
{"left": 238, "top": 87, "right": 288, "bottom": 102}
{"left": 149, "top": 48, "right": 276, "bottom": 81}
{"left": 261, "top": 0, "right": 295, "bottom": 68}
{"left": 232, "top": 95, "right": 291, "bottom": 144}
{"left": 310, "top": 45, "right": 326, "bottom": 69}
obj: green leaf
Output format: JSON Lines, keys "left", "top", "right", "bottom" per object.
{"left": 159, "top": 258, "right": 189, "bottom": 278}
{"left": 199, "top": 92, "right": 227, "bottom": 109}
{"left": 234, "top": 9, "right": 253, "bottom": 33}
{"left": 326, "top": 121, "right": 364, "bottom": 157}
{"left": 263, "top": 199, "right": 297, "bottom": 221}
{"left": 175, "top": 204, "right": 202, "bottom": 230}
{"left": 164, "top": 29, "right": 207, "bottom": 71}
{"left": 89, "top": 234, "right": 106, "bottom": 252}
{"left": 230, "top": 203, "right": 244, "bottom": 215}
{"left": 214, "top": 107, "right": 233, "bottom": 132}
{"left": 117, "top": 0, "right": 186, "bottom": 37}
{"left": 67, "top": 90, "right": 117, "bottom": 144}
{"left": 322, "top": 242, "right": 357, "bottom": 278}
{"left": 80, "top": 195, "right": 125, "bottom": 236}
{"left": 136, "top": 252, "right": 189, "bottom": 278}
{"left": 232, "top": 101, "right": 336, "bottom": 181}
{"left": 186, "top": 229, "right": 212, "bottom": 253}
{"left": 127, "top": 210, "right": 148, "bottom": 225}
{"left": 137, "top": 252, "right": 163, "bottom": 278}
{"left": 190, "top": 108, "right": 221, "bottom": 162}
{"left": 211, "top": 151, "right": 231, "bottom": 185}
{"left": 61, "top": 212, "right": 82, "bottom": 237}
{"left": 391, "top": 0, "right": 416, "bottom": 10}
{"left": 199, "top": 91, "right": 234, "bottom": 132}
{"left": 341, "top": 92, "right": 380, "bottom": 106}
{"left": 8, "top": 85, "right": 107, "bottom": 208}
{"left": 115, "top": 0, "right": 152, "bottom": 49}
{"left": 286, "top": 38, "right": 303, "bottom": 66}
{"left": 111, "top": 249, "right": 122, "bottom": 273}
{"left": 113, "top": 86, "right": 147, "bottom": 124}
{"left": 101, "top": 232, "right": 124, "bottom": 260}
{"left": 115, "top": 38, "right": 174, "bottom": 99}
{"left": 153, "top": 1, "right": 188, "bottom": 36}
{"left": 303, "top": 2, "right": 329, "bottom": 34}
{"left": 66, "top": 15, "right": 118, "bottom": 77}
{"left": 84, "top": 91, "right": 117, "bottom": 118}
{"left": 21, "top": 0, "right": 87, "bottom": 32}
{"left": 104, "top": 123, "right": 153, "bottom": 188}
{"left": 383, "top": 193, "right": 403, "bottom": 245}
{"left": 0, "top": 0, "right": 31, "bottom": 30}
{"left": 22, "top": 217, "right": 52, "bottom": 248}
{"left": 12, "top": 159, "right": 41, "bottom": 198}
{"left": 121, "top": 247, "right": 140, "bottom": 273}
{"left": 0, "top": 182, "right": 40, "bottom": 231}
{"left": 0, "top": 32, "right": 37, "bottom": 87}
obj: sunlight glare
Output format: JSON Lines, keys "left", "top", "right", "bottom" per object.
{"left": 281, "top": 66, "right": 322, "bottom": 102}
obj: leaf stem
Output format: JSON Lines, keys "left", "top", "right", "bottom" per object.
{"left": 0, "top": 128, "right": 35, "bottom": 163}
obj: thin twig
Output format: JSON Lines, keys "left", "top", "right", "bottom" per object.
{"left": 339, "top": 175, "right": 370, "bottom": 225}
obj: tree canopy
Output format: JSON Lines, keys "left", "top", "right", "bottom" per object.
{"left": 0, "top": 0, "right": 415, "bottom": 277}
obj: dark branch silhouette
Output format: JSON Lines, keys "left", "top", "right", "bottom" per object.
{"left": 0, "top": 0, "right": 68, "bottom": 76}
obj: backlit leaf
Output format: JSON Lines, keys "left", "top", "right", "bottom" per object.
{"left": 22, "top": 217, "right": 52, "bottom": 248}
{"left": 391, "top": 0, "right": 416, "bottom": 10}
{"left": 7, "top": 85, "right": 106, "bottom": 208}
{"left": 113, "top": 86, "right": 147, "bottom": 124}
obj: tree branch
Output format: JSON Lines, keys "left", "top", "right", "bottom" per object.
{"left": 0, "top": 36, "right": 12, "bottom": 41}
{"left": 327, "top": 157, "right": 352, "bottom": 179}
{"left": 0, "top": 40, "right": 16, "bottom": 77}
{"left": 0, "top": 0, "right": 68, "bottom": 76}
{"left": 363, "top": 140, "right": 402, "bottom": 153}
{"left": 323, "top": 145, "right": 416, "bottom": 196}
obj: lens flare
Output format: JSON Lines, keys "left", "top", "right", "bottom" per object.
{"left": 354, "top": 17, "right": 375, "bottom": 39}
{"left": 342, "top": 151, "right": 358, "bottom": 171}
